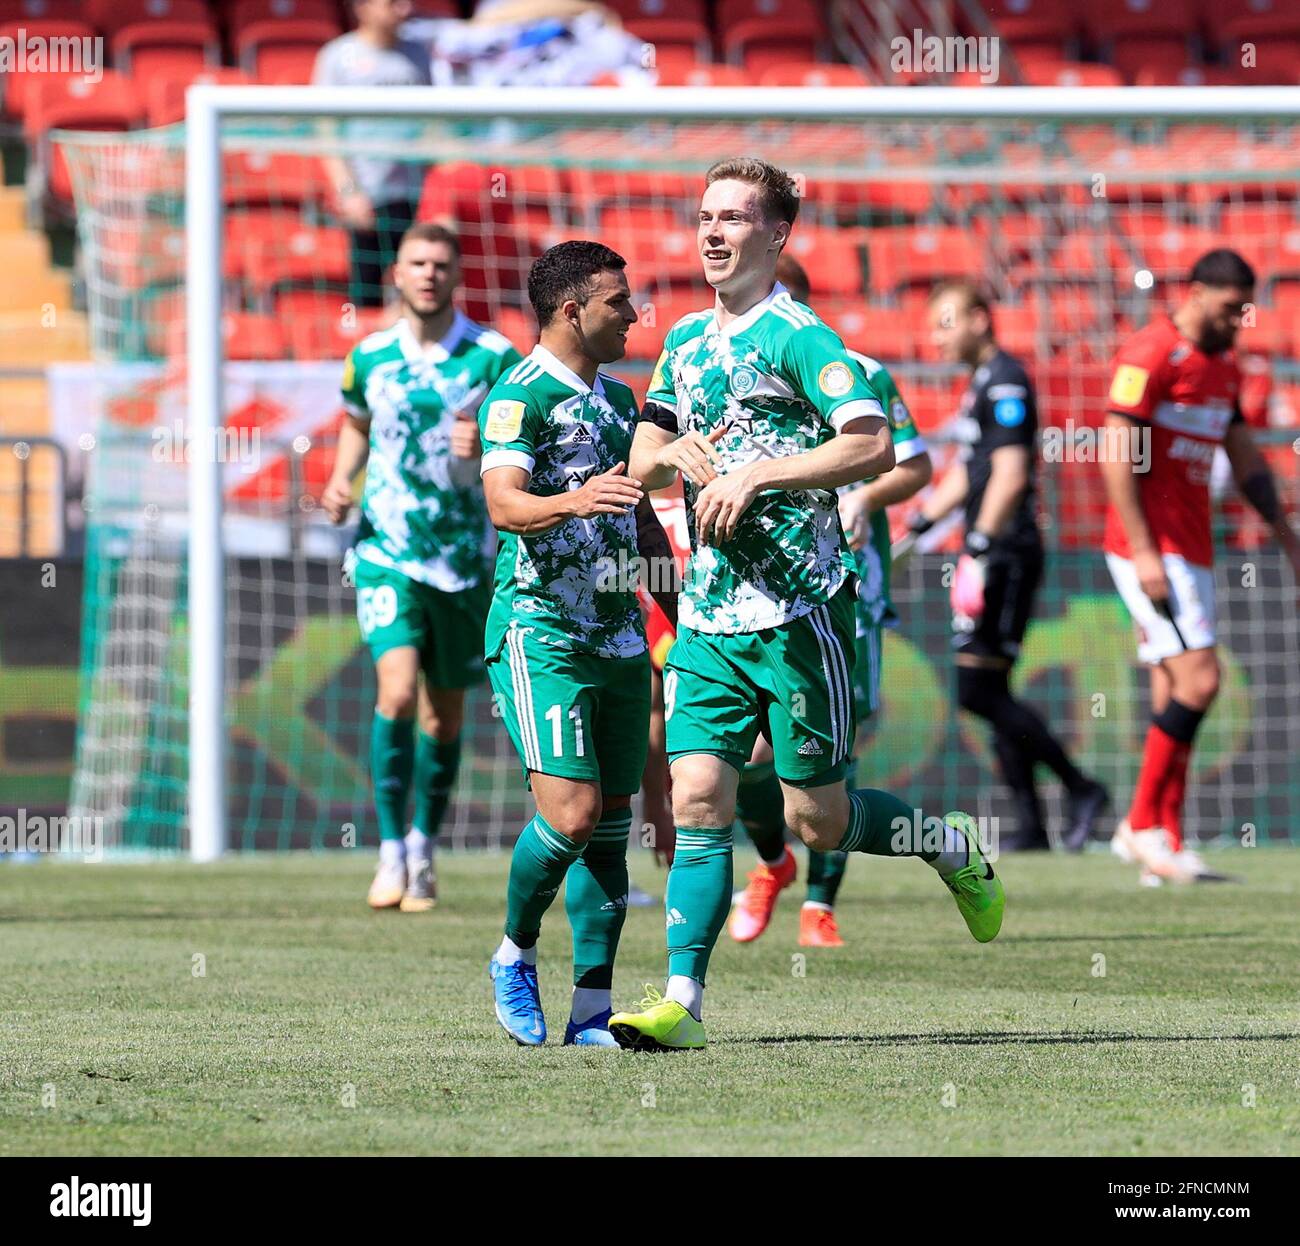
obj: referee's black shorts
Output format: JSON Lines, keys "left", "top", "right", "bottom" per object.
{"left": 952, "top": 539, "right": 1044, "bottom": 662}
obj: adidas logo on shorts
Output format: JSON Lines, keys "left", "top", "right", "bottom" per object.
{"left": 796, "top": 739, "right": 823, "bottom": 756}
{"left": 666, "top": 907, "right": 687, "bottom": 928}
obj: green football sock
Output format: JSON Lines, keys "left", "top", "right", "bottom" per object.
{"left": 370, "top": 712, "right": 414, "bottom": 842}
{"left": 412, "top": 732, "right": 460, "bottom": 841}
{"left": 838, "top": 788, "right": 939, "bottom": 862}
{"left": 505, "top": 813, "right": 584, "bottom": 949}
{"left": 665, "top": 825, "right": 733, "bottom": 985}
{"left": 735, "top": 763, "right": 786, "bottom": 863}
{"left": 565, "top": 808, "right": 631, "bottom": 989}
{"left": 805, "top": 849, "right": 848, "bottom": 906}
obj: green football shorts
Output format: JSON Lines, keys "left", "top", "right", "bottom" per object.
{"left": 353, "top": 558, "right": 488, "bottom": 688}
{"left": 486, "top": 623, "right": 651, "bottom": 795}
{"left": 852, "top": 591, "right": 884, "bottom": 723}
{"left": 664, "top": 583, "right": 858, "bottom": 787}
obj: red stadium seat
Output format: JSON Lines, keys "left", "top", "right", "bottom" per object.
{"left": 982, "top": 0, "right": 1079, "bottom": 47}
{"left": 167, "top": 311, "right": 290, "bottom": 362}
{"left": 1022, "top": 61, "right": 1124, "bottom": 86}
{"left": 0, "top": 1, "right": 85, "bottom": 19}
{"left": 225, "top": 207, "right": 305, "bottom": 283}
{"left": 145, "top": 67, "right": 255, "bottom": 128}
{"left": 490, "top": 306, "right": 536, "bottom": 358}
{"left": 237, "top": 18, "right": 340, "bottom": 82}
{"left": 242, "top": 222, "right": 351, "bottom": 293}
{"left": 1110, "top": 39, "right": 1196, "bottom": 85}
{"left": 282, "top": 295, "right": 394, "bottom": 360}
{"left": 112, "top": 20, "right": 222, "bottom": 81}
{"left": 25, "top": 73, "right": 145, "bottom": 204}
{"left": 1209, "top": 0, "right": 1300, "bottom": 51}
{"left": 758, "top": 62, "right": 872, "bottom": 87}
{"left": 622, "top": 290, "right": 712, "bottom": 359}
{"left": 227, "top": 0, "right": 340, "bottom": 33}
{"left": 1047, "top": 230, "right": 1130, "bottom": 279}
{"left": 0, "top": 20, "right": 97, "bottom": 121}
{"left": 99, "top": 222, "right": 187, "bottom": 290}
{"left": 782, "top": 229, "right": 867, "bottom": 296}
{"left": 222, "top": 150, "right": 326, "bottom": 210}
{"left": 654, "top": 63, "right": 758, "bottom": 86}
{"left": 1132, "top": 64, "right": 1248, "bottom": 86}
{"left": 718, "top": 0, "right": 825, "bottom": 73}
{"left": 865, "top": 226, "right": 985, "bottom": 294}
{"left": 86, "top": 0, "right": 211, "bottom": 37}
{"left": 817, "top": 302, "right": 917, "bottom": 361}
{"left": 604, "top": 0, "right": 711, "bottom": 66}
{"left": 1084, "top": 0, "right": 1195, "bottom": 41}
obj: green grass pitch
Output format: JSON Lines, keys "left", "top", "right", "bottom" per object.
{"left": 2, "top": 848, "right": 1297, "bottom": 1156}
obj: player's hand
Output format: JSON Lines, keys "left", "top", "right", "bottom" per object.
{"left": 1134, "top": 548, "right": 1170, "bottom": 604}
{"left": 693, "top": 463, "right": 759, "bottom": 545}
{"left": 950, "top": 553, "right": 987, "bottom": 619}
{"left": 320, "top": 476, "right": 354, "bottom": 525}
{"left": 657, "top": 426, "right": 727, "bottom": 487}
{"left": 838, "top": 485, "right": 873, "bottom": 551}
{"left": 569, "top": 462, "right": 644, "bottom": 518}
{"left": 337, "top": 189, "right": 375, "bottom": 231}
{"left": 449, "top": 409, "right": 481, "bottom": 459}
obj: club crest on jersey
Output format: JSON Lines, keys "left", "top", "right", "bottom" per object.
{"left": 890, "top": 399, "right": 910, "bottom": 428}
{"left": 730, "top": 365, "right": 759, "bottom": 398}
{"left": 484, "top": 399, "right": 525, "bottom": 443}
{"left": 818, "top": 361, "right": 854, "bottom": 398}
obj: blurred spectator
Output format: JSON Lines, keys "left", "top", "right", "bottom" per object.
{"left": 314, "top": 0, "right": 433, "bottom": 307}
{"left": 432, "top": 1, "right": 651, "bottom": 86}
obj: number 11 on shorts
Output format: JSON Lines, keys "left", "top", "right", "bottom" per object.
{"left": 544, "top": 704, "right": 585, "bottom": 758}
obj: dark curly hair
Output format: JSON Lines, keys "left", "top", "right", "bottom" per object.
{"left": 528, "top": 240, "right": 628, "bottom": 328}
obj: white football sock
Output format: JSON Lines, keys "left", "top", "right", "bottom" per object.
{"left": 802, "top": 900, "right": 833, "bottom": 912}
{"left": 495, "top": 936, "right": 536, "bottom": 966}
{"left": 666, "top": 975, "right": 703, "bottom": 1021}
{"left": 570, "top": 987, "right": 611, "bottom": 1025}
{"left": 379, "top": 839, "right": 404, "bottom": 868}
{"left": 404, "top": 827, "right": 431, "bottom": 862}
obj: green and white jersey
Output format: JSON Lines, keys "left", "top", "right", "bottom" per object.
{"left": 342, "top": 312, "right": 523, "bottom": 592}
{"left": 843, "top": 351, "right": 928, "bottom": 626}
{"left": 647, "top": 283, "right": 885, "bottom": 635}
{"left": 479, "top": 345, "right": 646, "bottom": 661}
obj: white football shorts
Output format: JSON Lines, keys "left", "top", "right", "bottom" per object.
{"left": 1105, "top": 551, "right": 1217, "bottom": 665}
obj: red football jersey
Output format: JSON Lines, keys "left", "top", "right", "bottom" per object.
{"left": 1103, "top": 315, "right": 1241, "bottom": 568}
{"left": 636, "top": 484, "right": 691, "bottom": 672}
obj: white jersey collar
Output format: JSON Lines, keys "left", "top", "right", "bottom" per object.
{"left": 530, "top": 344, "right": 606, "bottom": 397}
{"left": 397, "top": 310, "right": 468, "bottom": 364}
{"left": 711, "top": 281, "right": 787, "bottom": 340}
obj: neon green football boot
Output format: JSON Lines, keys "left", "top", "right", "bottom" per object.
{"left": 941, "top": 811, "right": 1004, "bottom": 943}
{"left": 608, "top": 985, "right": 706, "bottom": 1052}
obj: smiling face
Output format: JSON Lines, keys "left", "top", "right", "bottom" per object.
{"left": 393, "top": 237, "right": 460, "bottom": 318}
{"left": 567, "top": 266, "right": 637, "bottom": 365}
{"left": 697, "top": 178, "right": 789, "bottom": 296}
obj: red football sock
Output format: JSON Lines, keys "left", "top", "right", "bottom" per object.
{"left": 1128, "top": 723, "right": 1180, "bottom": 832}
{"left": 1158, "top": 742, "right": 1193, "bottom": 852}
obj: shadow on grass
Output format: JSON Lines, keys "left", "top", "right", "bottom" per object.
{"left": 739, "top": 1030, "right": 1297, "bottom": 1046}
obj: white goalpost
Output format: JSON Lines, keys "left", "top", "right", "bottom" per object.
{"left": 123, "top": 83, "right": 1300, "bottom": 859}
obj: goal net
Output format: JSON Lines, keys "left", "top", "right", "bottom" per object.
{"left": 59, "top": 87, "right": 1300, "bottom": 855}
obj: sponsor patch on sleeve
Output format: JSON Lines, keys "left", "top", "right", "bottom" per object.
{"left": 818, "top": 361, "right": 855, "bottom": 398}
{"left": 1109, "top": 364, "right": 1149, "bottom": 408}
{"left": 994, "top": 397, "right": 1026, "bottom": 428}
{"left": 484, "top": 399, "right": 526, "bottom": 443}
{"left": 341, "top": 352, "right": 355, "bottom": 392}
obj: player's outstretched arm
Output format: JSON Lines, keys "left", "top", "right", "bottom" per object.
{"left": 321, "top": 415, "right": 370, "bottom": 524}
{"left": 840, "top": 452, "right": 933, "bottom": 550}
{"left": 1100, "top": 412, "right": 1168, "bottom": 603}
{"left": 482, "top": 464, "right": 644, "bottom": 536}
{"left": 1224, "top": 421, "right": 1300, "bottom": 579}
{"left": 631, "top": 420, "right": 726, "bottom": 491}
